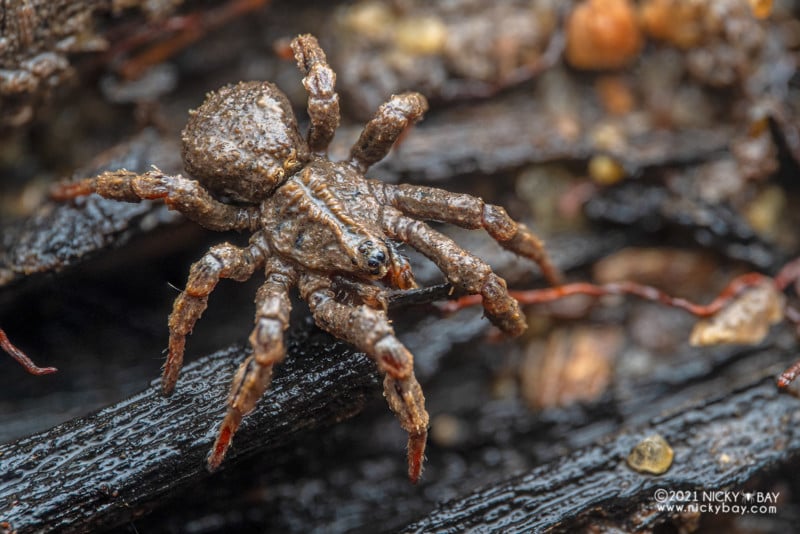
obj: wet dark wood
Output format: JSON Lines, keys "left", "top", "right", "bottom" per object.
{"left": 365, "top": 92, "right": 735, "bottom": 184}
{"left": 121, "top": 330, "right": 800, "bottom": 533}
{"left": 0, "top": 329, "right": 378, "bottom": 533}
{"left": 2, "top": 2, "right": 799, "bottom": 532}
{"left": 0, "top": 129, "right": 182, "bottom": 288}
{"left": 585, "top": 181, "right": 787, "bottom": 270}
{"left": 404, "top": 374, "right": 800, "bottom": 533}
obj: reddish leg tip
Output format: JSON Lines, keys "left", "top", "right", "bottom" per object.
{"left": 161, "top": 367, "right": 179, "bottom": 395}
{"left": 407, "top": 431, "right": 427, "bottom": 484}
{"left": 208, "top": 424, "right": 234, "bottom": 472}
{"left": 778, "top": 361, "right": 800, "bottom": 390}
{"left": 163, "top": 338, "right": 186, "bottom": 395}
{"left": 778, "top": 375, "right": 794, "bottom": 389}
{"left": 49, "top": 181, "right": 95, "bottom": 201}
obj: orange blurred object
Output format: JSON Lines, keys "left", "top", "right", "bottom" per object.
{"left": 748, "top": 0, "right": 773, "bottom": 19}
{"left": 595, "top": 75, "right": 636, "bottom": 115}
{"left": 565, "top": 0, "right": 643, "bottom": 70}
{"left": 639, "top": 0, "right": 707, "bottom": 49}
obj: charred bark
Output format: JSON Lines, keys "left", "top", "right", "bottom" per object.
{"left": 0, "top": 328, "right": 378, "bottom": 533}
{"left": 404, "top": 374, "right": 800, "bottom": 533}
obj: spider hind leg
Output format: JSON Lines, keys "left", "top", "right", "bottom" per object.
{"left": 208, "top": 261, "right": 295, "bottom": 470}
{"left": 299, "top": 273, "right": 429, "bottom": 483}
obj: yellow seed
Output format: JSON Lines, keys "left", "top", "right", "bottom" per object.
{"left": 588, "top": 154, "right": 625, "bottom": 185}
{"left": 342, "top": 1, "right": 395, "bottom": 40}
{"left": 394, "top": 16, "right": 448, "bottom": 55}
{"left": 627, "top": 434, "right": 674, "bottom": 474}
{"left": 745, "top": 185, "right": 785, "bottom": 238}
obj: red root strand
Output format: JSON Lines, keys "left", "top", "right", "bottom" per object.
{"left": 774, "top": 256, "right": 800, "bottom": 292}
{"left": 0, "top": 328, "right": 57, "bottom": 375}
{"left": 113, "top": 0, "right": 271, "bottom": 81}
{"left": 441, "top": 266, "right": 800, "bottom": 389}
{"left": 439, "top": 272, "right": 771, "bottom": 318}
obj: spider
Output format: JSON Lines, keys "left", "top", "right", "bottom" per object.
{"left": 51, "top": 34, "right": 562, "bottom": 483}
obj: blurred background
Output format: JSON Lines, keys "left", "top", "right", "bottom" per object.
{"left": 2, "top": 1, "right": 800, "bottom": 532}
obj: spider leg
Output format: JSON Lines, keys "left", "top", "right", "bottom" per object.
{"left": 348, "top": 93, "right": 428, "bottom": 173}
{"left": 291, "top": 34, "right": 340, "bottom": 154}
{"left": 299, "top": 273, "right": 414, "bottom": 378}
{"left": 164, "top": 235, "right": 269, "bottom": 395}
{"left": 208, "top": 259, "right": 296, "bottom": 471}
{"left": 299, "top": 273, "right": 429, "bottom": 483}
{"left": 375, "top": 182, "right": 563, "bottom": 286}
{"left": 383, "top": 210, "right": 529, "bottom": 336}
{"left": 383, "top": 374, "right": 428, "bottom": 484}
{"left": 51, "top": 169, "right": 260, "bottom": 232}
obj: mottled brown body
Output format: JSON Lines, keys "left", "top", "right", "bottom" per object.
{"left": 264, "top": 162, "right": 392, "bottom": 277}
{"left": 51, "top": 34, "right": 561, "bottom": 483}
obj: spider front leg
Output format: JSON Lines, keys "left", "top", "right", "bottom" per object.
{"left": 291, "top": 34, "right": 340, "bottom": 154}
{"left": 384, "top": 211, "right": 529, "bottom": 336}
{"left": 51, "top": 169, "right": 260, "bottom": 232}
{"left": 348, "top": 92, "right": 428, "bottom": 173}
{"left": 164, "top": 235, "right": 269, "bottom": 394}
{"left": 299, "top": 273, "right": 429, "bottom": 483}
{"left": 209, "top": 259, "right": 296, "bottom": 470}
{"left": 375, "top": 182, "right": 563, "bottom": 286}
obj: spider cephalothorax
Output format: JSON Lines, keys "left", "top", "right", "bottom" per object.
{"left": 52, "top": 34, "right": 562, "bottom": 483}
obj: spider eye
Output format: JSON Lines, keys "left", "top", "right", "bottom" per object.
{"left": 367, "top": 250, "right": 386, "bottom": 269}
{"left": 357, "top": 239, "right": 387, "bottom": 274}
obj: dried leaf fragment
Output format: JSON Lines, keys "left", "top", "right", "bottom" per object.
{"left": 689, "top": 280, "right": 784, "bottom": 346}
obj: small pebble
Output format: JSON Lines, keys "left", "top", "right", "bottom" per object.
{"left": 627, "top": 434, "right": 674, "bottom": 474}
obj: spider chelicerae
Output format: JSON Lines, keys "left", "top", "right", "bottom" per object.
{"left": 52, "top": 34, "right": 562, "bottom": 483}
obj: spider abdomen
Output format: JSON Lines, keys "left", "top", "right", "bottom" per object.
{"left": 182, "top": 81, "right": 310, "bottom": 203}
